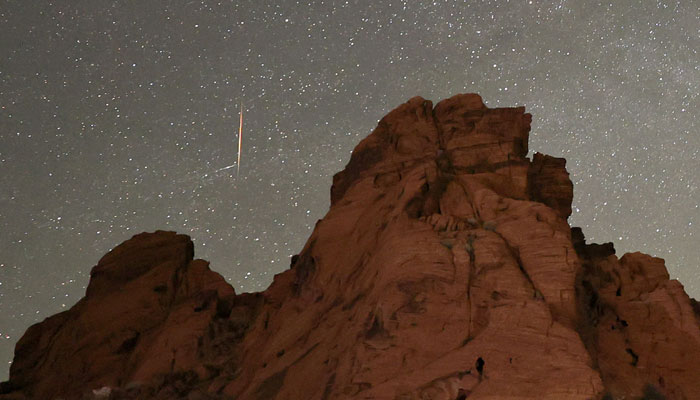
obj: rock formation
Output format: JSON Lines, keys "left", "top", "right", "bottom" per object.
{"left": 1, "top": 94, "right": 698, "bottom": 400}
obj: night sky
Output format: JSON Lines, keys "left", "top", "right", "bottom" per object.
{"left": 1, "top": 1, "right": 698, "bottom": 379}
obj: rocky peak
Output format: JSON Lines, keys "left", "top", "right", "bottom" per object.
{"left": 1, "top": 231, "right": 241, "bottom": 400}
{"left": 331, "top": 94, "right": 535, "bottom": 206}
{"left": 2, "top": 94, "right": 699, "bottom": 400}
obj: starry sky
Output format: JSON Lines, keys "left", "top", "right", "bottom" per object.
{"left": 1, "top": 1, "right": 698, "bottom": 379}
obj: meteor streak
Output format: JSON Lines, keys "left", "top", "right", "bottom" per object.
{"left": 200, "top": 102, "right": 244, "bottom": 180}
{"left": 237, "top": 103, "right": 243, "bottom": 176}
{"left": 200, "top": 164, "right": 235, "bottom": 179}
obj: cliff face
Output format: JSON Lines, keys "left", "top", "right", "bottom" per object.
{"left": 2, "top": 94, "right": 699, "bottom": 400}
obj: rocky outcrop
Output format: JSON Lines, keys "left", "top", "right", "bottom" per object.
{"left": 573, "top": 228, "right": 700, "bottom": 399}
{"left": 0, "top": 231, "right": 260, "bottom": 400}
{"left": 2, "top": 94, "right": 699, "bottom": 400}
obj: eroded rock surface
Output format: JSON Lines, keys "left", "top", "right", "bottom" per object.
{"left": 0, "top": 231, "right": 258, "bottom": 400}
{"left": 2, "top": 94, "right": 699, "bottom": 400}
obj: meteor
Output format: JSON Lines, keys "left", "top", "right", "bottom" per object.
{"left": 200, "top": 164, "right": 235, "bottom": 179}
{"left": 237, "top": 103, "right": 243, "bottom": 176}
{"left": 200, "top": 102, "right": 244, "bottom": 180}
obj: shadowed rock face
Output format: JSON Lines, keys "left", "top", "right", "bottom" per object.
{"left": 2, "top": 94, "right": 699, "bottom": 400}
{"left": 0, "top": 231, "right": 259, "bottom": 400}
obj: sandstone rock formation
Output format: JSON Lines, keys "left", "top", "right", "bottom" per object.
{"left": 1, "top": 94, "right": 698, "bottom": 400}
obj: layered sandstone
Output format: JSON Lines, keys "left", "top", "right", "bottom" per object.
{"left": 0, "top": 231, "right": 252, "bottom": 400}
{"left": 1, "top": 94, "right": 698, "bottom": 400}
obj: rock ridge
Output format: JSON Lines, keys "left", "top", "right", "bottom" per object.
{"left": 1, "top": 94, "right": 699, "bottom": 400}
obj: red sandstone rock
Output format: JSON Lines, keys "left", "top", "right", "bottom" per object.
{"left": 2, "top": 94, "right": 699, "bottom": 400}
{"left": 574, "top": 230, "right": 700, "bottom": 399}
{"left": 0, "top": 231, "right": 242, "bottom": 400}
